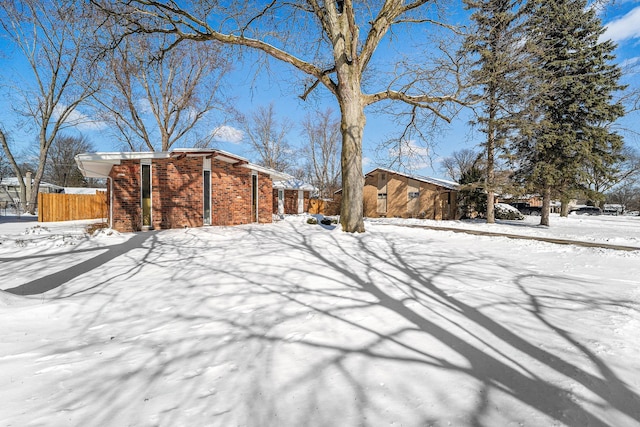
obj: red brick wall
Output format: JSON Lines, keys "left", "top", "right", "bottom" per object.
{"left": 108, "top": 156, "right": 273, "bottom": 232}
{"left": 258, "top": 173, "right": 273, "bottom": 223}
{"left": 210, "top": 164, "right": 272, "bottom": 225}
{"left": 272, "top": 189, "right": 311, "bottom": 214}
{"left": 153, "top": 157, "right": 203, "bottom": 229}
{"left": 110, "top": 161, "right": 142, "bottom": 232}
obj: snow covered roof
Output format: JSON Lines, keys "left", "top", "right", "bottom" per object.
{"left": 365, "top": 167, "right": 459, "bottom": 191}
{"left": 272, "top": 179, "right": 316, "bottom": 191}
{"left": 0, "top": 177, "right": 64, "bottom": 190}
{"left": 75, "top": 149, "right": 291, "bottom": 181}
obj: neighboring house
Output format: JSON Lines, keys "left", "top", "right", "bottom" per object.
{"left": 272, "top": 179, "right": 315, "bottom": 215}
{"left": 0, "top": 175, "right": 64, "bottom": 208}
{"left": 603, "top": 204, "right": 623, "bottom": 215}
{"left": 75, "top": 149, "right": 289, "bottom": 233}
{"left": 363, "top": 168, "right": 458, "bottom": 220}
{"left": 498, "top": 194, "right": 544, "bottom": 208}
{"left": 63, "top": 187, "right": 106, "bottom": 195}
{"left": 498, "top": 195, "right": 579, "bottom": 214}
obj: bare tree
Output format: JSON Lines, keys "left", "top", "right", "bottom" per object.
{"left": 43, "top": 134, "right": 95, "bottom": 187}
{"left": 585, "top": 145, "right": 640, "bottom": 197}
{"left": 0, "top": 0, "right": 99, "bottom": 213}
{"left": 301, "top": 108, "right": 341, "bottom": 197}
{"left": 440, "top": 148, "right": 483, "bottom": 182}
{"left": 607, "top": 183, "right": 640, "bottom": 212}
{"left": 96, "top": 31, "right": 232, "bottom": 151}
{"left": 94, "top": 0, "right": 467, "bottom": 232}
{"left": 0, "top": 130, "right": 11, "bottom": 183}
{"left": 241, "top": 103, "right": 295, "bottom": 173}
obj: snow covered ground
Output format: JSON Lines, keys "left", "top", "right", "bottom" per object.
{"left": 1, "top": 213, "right": 639, "bottom": 426}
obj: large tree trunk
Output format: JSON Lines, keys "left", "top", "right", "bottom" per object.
{"left": 28, "top": 156, "right": 48, "bottom": 215}
{"left": 338, "top": 85, "right": 365, "bottom": 233}
{"left": 27, "top": 133, "right": 52, "bottom": 215}
{"left": 560, "top": 198, "right": 570, "bottom": 217}
{"left": 540, "top": 186, "right": 551, "bottom": 226}
{"left": 486, "top": 191, "right": 495, "bottom": 223}
{"left": 0, "top": 130, "right": 28, "bottom": 211}
{"left": 334, "top": 6, "right": 365, "bottom": 234}
{"left": 485, "top": 87, "right": 496, "bottom": 224}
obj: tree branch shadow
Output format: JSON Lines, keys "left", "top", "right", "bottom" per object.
{"left": 4, "top": 222, "right": 638, "bottom": 426}
{"left": 4, "top": 232, "right": 155, "bottom": 296}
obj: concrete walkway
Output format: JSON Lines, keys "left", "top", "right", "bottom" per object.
{"left": 399, "top": 223, "right": 640, "bottom": 252}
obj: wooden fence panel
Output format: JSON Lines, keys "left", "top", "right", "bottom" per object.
{"left": 38, "top": 192, "right": 108, "bottom": 222}
{"left": 308, "top": 199, "right": 325, "bottom": 215}
{"left": 309, "top": 198, "right": 341, "bottom": 216}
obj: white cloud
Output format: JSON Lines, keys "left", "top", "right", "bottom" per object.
{"left": 387, "top": 140, "right": 431, "bottom": 171}
{"left": 604, "top": 6, "right": 640, "bottom": 42}
{"left": 53, "top": 104, "right": 108, "bottom": 131}
{"left": 620, "top": 55, "right": 640, "bottom": 68}
{"left": 389, "top": 139, "right": 429, "bottom": 158}
{"left": 212, "top": 125, "right": 244, "bottom": 144}
{"left": 136, "top": 98, "right": 153, "bottom": 115}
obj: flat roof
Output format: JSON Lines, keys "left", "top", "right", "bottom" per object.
{"left": 75, "top": 150, "right": 292, "bottom": 181}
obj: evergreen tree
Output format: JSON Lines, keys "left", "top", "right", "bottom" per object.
{"left": 462, "top": 0, "right": 525, "bottom": 224}
{"left": 513, "top": 0, "right": 625, "bottom": 226}
{"left": 458, "top": 165, "right": 487, "bottom": 219}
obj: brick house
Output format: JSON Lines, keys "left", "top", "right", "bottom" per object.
{"left": 272, "top": 179, "right": 316, "bottom": 215}
{"left": 363, "top": 168, "right": 458, "bottom": 220}
{"left": 75, "top": 149, "right": 289, "bottom": 232}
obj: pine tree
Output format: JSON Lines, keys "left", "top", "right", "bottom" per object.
{"left": 513, "top": 0, "right": 625, "bottom": 226}
{"left": 458, "top": 165, "right": 488, "bottom": 219}
{"left": 462, "top": 0, "right": 525, "bottom": 224}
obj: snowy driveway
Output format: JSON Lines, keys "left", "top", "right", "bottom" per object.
{"left": 1, "top": 217, "right": 640, "bottom": 426}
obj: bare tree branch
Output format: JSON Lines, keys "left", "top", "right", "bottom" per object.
{"left": 0, "top": 0, "right": 100, "bottom": 213}
{"left": 92, "top": 0, "right": 468, "bottom": 232}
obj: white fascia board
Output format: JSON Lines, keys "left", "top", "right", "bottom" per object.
{"left": 243, "top": 163, "right": 292, "bottom": 181}
{"left": 77, "top": 152, "right": 170, "bottom": 162}
{"left": 75, "top": 152, "right": 171, "bottom": 178}
{"left": 273, "top": 179, "right": 317, "bottom": 191}
{"left": 172, "top": 148, "right": 250, "bottom": 165}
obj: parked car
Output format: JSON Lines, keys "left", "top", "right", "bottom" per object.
{"left": 602, "top": 207, "right": 620, "bottom": 216}
{"left": 507, "top": 202, "right": 542, "bottom": 216}
{"left": 572, "top": 206, "right": 602, "bottom": 215}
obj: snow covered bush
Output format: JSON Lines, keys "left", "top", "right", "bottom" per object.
{"left": 494, "top": 203, "right": 525, "bottom": 220}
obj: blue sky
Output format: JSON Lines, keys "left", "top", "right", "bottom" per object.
{"left": 1, "top": 0, "right": 639, "bottom": 179}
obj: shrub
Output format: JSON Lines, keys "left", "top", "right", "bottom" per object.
{"left": 494, "top": 203, "right": 525, "bottom": 220}
{"left": 307, "top": 217, "right": 318, "bottom": 224}
{"left": 86, "top": 222, "right": 109, "bottom": 235}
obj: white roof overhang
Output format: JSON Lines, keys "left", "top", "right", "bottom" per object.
{"left": 75, "top": 150, "right": 291, "bottom": 181}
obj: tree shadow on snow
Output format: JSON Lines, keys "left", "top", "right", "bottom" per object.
{"left": 4, "top": 231, "right": 155, "bottom": 296}
{"left": 17, "top": 222, "right": 639, "bottom": 427}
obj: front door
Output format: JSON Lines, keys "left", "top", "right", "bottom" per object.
{"left": 377, "top": 172, "right": 387, "bottom": 215}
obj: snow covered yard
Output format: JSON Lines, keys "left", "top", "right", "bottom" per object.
{"left": 1, "top": 214, "right": 640, "bottom": 426}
